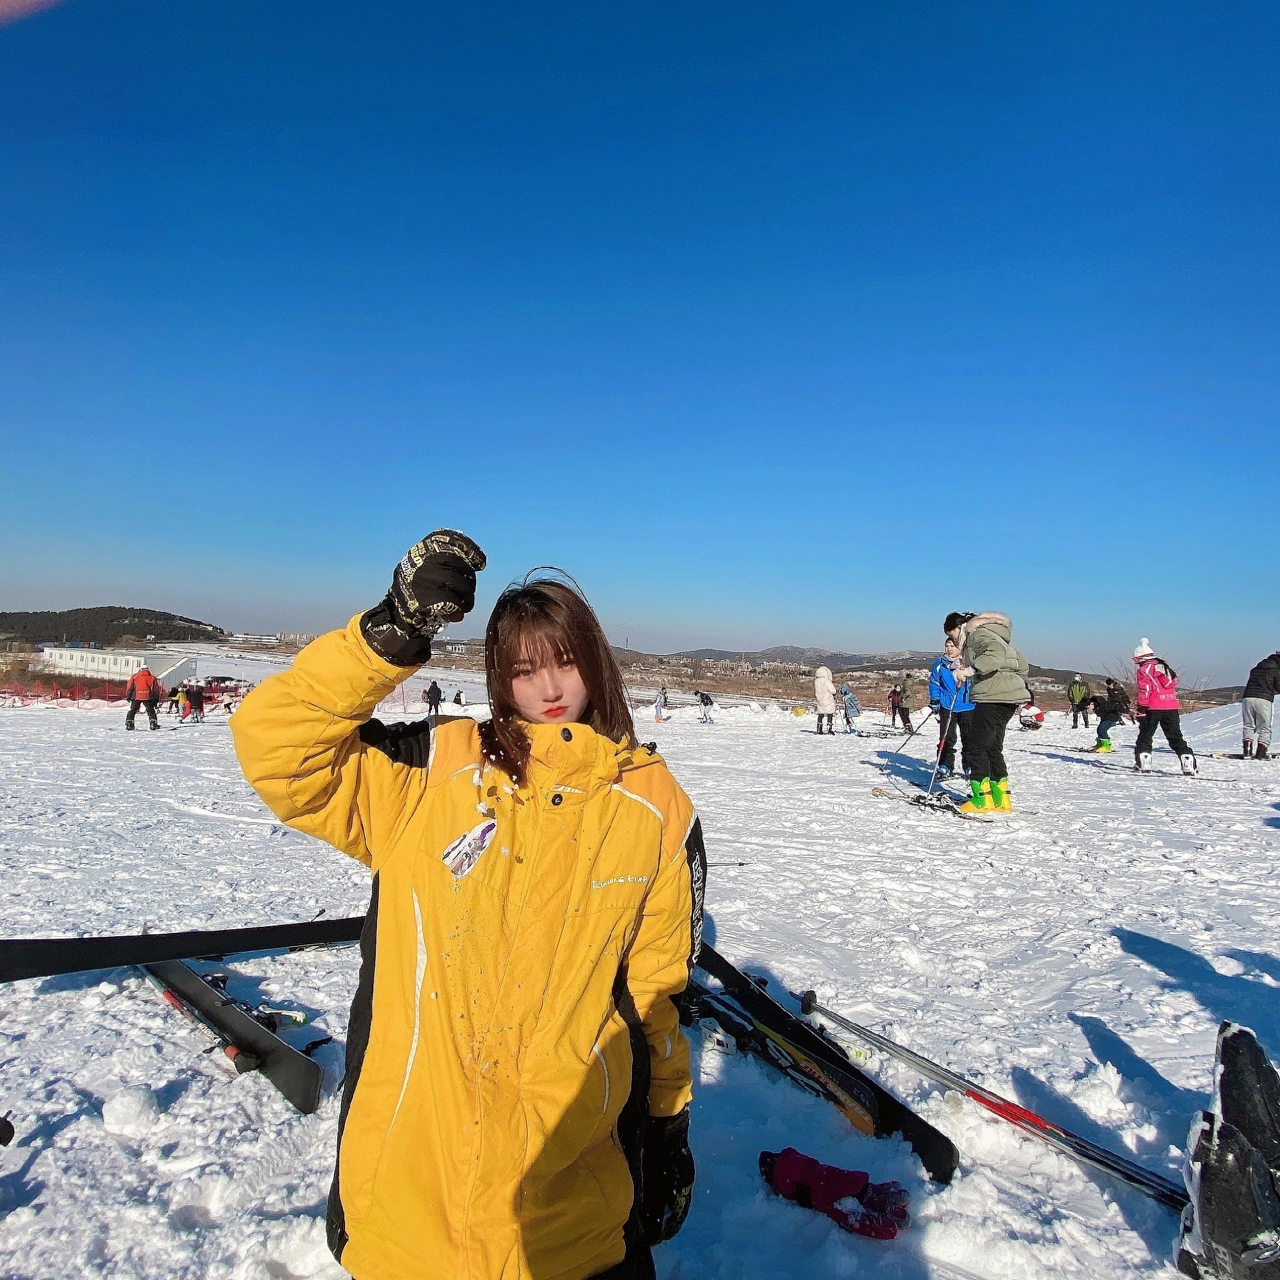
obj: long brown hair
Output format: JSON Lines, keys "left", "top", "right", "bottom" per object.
{"left": 479, "top": 575, "right": 636, "bottom": 786}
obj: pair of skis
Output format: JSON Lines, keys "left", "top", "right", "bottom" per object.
{"left": 693, "top": 944, "right": 960, "bottom": 1185}
{"left": 870, "top": 784, "right": 994, "bottom": 822}
{"left": 4, "top": 915, "right": 1191, "bottom": 1213}
{"left": 694, "top": 944, "right": 1187, "bottom": 1212}
{"left": 0, "top": 915, "right": 365, "bottom": 1116}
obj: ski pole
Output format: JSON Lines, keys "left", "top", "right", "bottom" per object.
{"left": 887, "top": 706, "right": 934, "bottom": 761}
{"left": 793, "top": 992, "right": 1188, "bottom": 1211}
{"left": 706, "top": 861, "right": 750, "bottom": 868}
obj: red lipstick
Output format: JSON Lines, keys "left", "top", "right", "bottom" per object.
{"left": 545, "top": 706, "right": 567, "bottom": 718}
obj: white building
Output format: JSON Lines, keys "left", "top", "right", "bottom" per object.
{"left": 39, "top": 648, "right": 197, "bottom": 689}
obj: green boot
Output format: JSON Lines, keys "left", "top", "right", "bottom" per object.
{"left": 959, "top": 778, "right": 992, "bottom": 813}
{"left": 990, "top": 777, "right": 1013, "bottom": 813}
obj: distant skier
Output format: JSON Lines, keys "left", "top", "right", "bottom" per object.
{"left": 165, "top": 684, "right": 180, "bottom": 716}
{"left": 694, "top": 690, "right": 715, "bottom": 724}
{"left": 186, "top": 682, "right": 206, "bottom": 724}
{"left": 927, "top": 638, "right": 973, "bottom": 776}
{"left": 425, "top": 679, "right": 443, "bottom": 717}
{"left": 1240, "top": 650, "right": 1280, "bottom": 759}
{"left": 814, "top": 666, "right": 837, "bottom": 735}
{"left": 1132, "top": 639, "right": 1196, "bottom": 774}
{"left": 1067, "top": 675, "right": 1091, "bottom": 728}
{"left": 453, "top": 688, "right": 466, "bottom": 707}
{"left": 887, "top": 684, "right": 912, "bottom": 734}
{"left": 1018, "top": 699, "right": 1045, "bottom": 730}
{"left": 1085, "top": 682, "right": 1129, "bottom": 752}
{"left": 945, "top": 610, "right": 1030, "bottom": 814}
{"left": 653, "top": 685, "right": 670, "bottom": 723}
{"left": 123, "top": 665, "right": 161, "bottom": 730}
{"left": 840, "top": 683, "right": 862, "bottom": 734}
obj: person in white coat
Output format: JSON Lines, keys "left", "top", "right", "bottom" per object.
{"left": 814, "top": 665, "right": 837, "bottom": 735}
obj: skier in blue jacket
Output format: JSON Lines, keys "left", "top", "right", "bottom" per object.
{"left": 928, "top": 637, "right": 975, "bottom": 777}
{"left": 840, "top": 683, "right": 862, "bottom": 734}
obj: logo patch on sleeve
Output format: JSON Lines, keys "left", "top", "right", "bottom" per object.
{"left": 441, "top": 820, "right": 498, "bottom": 880}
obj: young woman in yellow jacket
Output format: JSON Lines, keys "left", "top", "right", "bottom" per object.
{"left": 230, "top": 531, "right": 705, "bottom": 1280}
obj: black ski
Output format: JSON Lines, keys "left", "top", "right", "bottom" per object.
{"left": 1, "top": 915, "right": 364, "bottom": 983}
{"left": 694, "top": 944, "right": 959, "bottom": 1184}
{"left": 690, "top": 977, "right": 881, "bottom": 1131}
{"left": 141, "top": 959, "right": 324, "bottom": 1114}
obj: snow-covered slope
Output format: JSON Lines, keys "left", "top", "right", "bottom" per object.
{"left": 1, "top": 695, "right": 1278, "bottom": 1278}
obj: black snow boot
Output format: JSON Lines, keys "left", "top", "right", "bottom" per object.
{"left": 1217, "top": 1022, "right": 1280, "bottom": 1174}
{"left": 1177, "top": 1110, "right": 1280, "bottom": 1278}
{"left": 1244, "top": 739, "right": 1255, "bottom": 759}
{"left": 1259, "top": 743, "right": 1271, "bottom": 761}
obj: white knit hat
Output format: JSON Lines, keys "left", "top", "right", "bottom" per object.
{"left": 1132, "top": 638, "right": 1155, "bottom": 660}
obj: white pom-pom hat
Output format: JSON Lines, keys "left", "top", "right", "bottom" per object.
{"left": 1132, "top": 638, "right": 1155, "bottom": 660}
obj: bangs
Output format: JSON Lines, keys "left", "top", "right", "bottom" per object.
{"left": 495, "top": 611, "right": 576, "bottom": 675}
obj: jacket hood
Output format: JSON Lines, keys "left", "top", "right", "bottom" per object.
{"left": 964, "top": 611, "right": 1012, "bottom": 642}
{"left": 815, "top": 666, "right": 832, "bottom": 680}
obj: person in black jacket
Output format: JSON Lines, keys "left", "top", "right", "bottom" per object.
{"left": 888, "top": 684, "right": 913, "bottom": 733}
{"left": 1241, "top": 652, "right": 1280, "bottom": 759}
{"left": 424, "top": 679, "right": 443, "bottom": 717}
{"left": 1086, "top": 682, "right": 1130, "bottom": 752}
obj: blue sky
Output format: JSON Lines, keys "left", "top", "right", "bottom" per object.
{"left": 1, "top": 2, "right": 1276, "bottom": 682}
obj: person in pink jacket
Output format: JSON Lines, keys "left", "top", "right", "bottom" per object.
{"left": 1132, "top": 638, "right": 1197, "bottom": 774}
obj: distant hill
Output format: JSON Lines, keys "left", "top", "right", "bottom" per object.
{"left": 673, "top": 645, "right": 937, "bottom": 668}
{"left": 0, "top": 607, "right": 226, "bottom": 647}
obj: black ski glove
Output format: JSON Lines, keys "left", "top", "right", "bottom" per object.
{"left": 640, "top": 1106, "right": 694, "bottom": 1246}
{"left": 360, "top": 530, "right": 487, "bottom": 667}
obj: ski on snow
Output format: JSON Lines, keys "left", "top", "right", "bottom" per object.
{"left": 0, "top": 915, "right": 364, "bottom": 983}
{"left": 793, "top": 990, "right": 1187, "bottom": 1212}
{"left": 140, "top": 959, "right": 326, "bottom": 1114}
{"left": 871, "top": 785, "right": 994, "bottom": 822}
{"left": 692, "top": 944, "right": 960, "bottom": 1185}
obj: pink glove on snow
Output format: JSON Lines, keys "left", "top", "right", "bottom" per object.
{"left": 759, "top": 1147, "right": 909, "bottom": 1240}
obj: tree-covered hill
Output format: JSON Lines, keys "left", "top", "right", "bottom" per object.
{"left": 0, "top": 607, "right": 226, "bottom": 647}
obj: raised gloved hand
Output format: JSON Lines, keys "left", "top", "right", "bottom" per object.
{"left": 640, "top": 1106, "right": 695, "bottom": 1245}
{"left": 360, "top": 530, "right": 487, "bottom": 667}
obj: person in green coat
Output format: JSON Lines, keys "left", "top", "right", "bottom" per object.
{"left": 1067, "top": 675, "right": 1091, "bottom": 728}
{"left": 945, "top": 611, "right": 1031, "bottom": 814}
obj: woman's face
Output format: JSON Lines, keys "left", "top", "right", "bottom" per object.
{"left": 944, "top": 638, "right": 960, "bottom": 658}
{"left": 510, "top": 650, "right": 590, "bottom": 725}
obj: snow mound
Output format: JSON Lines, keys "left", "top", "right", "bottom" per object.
{"left": 102, "top": 1085, "right": 160, "bottom": 1137}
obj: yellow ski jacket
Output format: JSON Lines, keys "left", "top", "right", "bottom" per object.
{"left": 230, "top": 618, "right": 705, "bottom": 1280}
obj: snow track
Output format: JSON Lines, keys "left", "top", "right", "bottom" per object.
{"left": 2, "top": 697, "right": 1278, "bottom": 1277}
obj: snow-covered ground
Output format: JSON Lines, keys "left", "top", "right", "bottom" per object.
{"left": 2, "top": 689, "right": 1278, "bottom": 1279}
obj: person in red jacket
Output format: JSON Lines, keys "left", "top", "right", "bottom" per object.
{"left": 123, "top": 666, "right": 162, "bottom": 730}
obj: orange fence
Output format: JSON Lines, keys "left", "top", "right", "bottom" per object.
{"left": 2, "top": 679, "right": 130, "bottom": 703}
